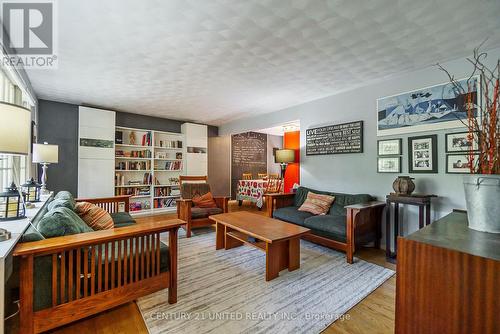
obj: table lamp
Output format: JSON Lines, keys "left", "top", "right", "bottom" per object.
{"left": 275, "top": 149, "right": 295, "bottom": 179}
{"left": 0, "top": 101, "right": 31, "bottom": 222}
{"left": 33, "top": 142, "right": 59, "bottom": 194}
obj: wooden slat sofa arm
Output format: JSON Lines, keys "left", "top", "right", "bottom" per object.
{"left": 75, "top": 195, "right": 131, "bottom": 213}
{"left": 345, "top": 201, "right": 386, "bottom": 264}
{"left": 265, "top": 193, "right": 296, "bottom": 217}
{"left": 14, "top": 219, "right": 184, "bottom": 257}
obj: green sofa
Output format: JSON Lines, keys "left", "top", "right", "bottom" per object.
{"left": 268, "top": 186, "right": 385, "bottom": 263}
{"left": 16, "top": 191, "right": 174, "bottom": 311}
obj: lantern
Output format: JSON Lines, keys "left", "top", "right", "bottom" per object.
{"left": 21, "top": 178, "right": 41, "bottom": 202}
{"left": 0, "top": 182, "right": 26, "bottom": 220}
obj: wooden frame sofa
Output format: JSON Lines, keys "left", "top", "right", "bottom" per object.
{"left": 266, "top": 187, "right": 385, "bottom": 263}
{"left": 177, "top": 175, "right": 229, "bottom": 237}
{"left": 13, "top": 194, "right": 182, "bottom": 334}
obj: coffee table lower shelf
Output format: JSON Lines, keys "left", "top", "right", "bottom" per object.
{"left": 215, "top": 223, "right": 303, "bottom": 281}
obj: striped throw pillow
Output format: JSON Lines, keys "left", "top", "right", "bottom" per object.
{"left": 74, "top": 202, "right": 114, "bottom": 230}
{"left": 298, "top": 192, "right": 335, "bottom": 215}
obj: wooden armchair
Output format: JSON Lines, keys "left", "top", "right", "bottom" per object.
{"left": 14, "top": 194, "right": 183, "bottom": 334}
{"left": 176, "top": 176, "right": 229, "bottom": 238}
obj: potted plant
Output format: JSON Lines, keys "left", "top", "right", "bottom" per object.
{"left": 439, "top": 46, "right": 499, "bottom": 233}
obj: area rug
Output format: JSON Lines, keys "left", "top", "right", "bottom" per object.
{"left": 137, "top": 231, "right": 394, "bottom": 334}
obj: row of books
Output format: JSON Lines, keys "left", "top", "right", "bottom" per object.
{"left": 154, "top": 186, "right": 180, "bottom": 197}
{"left": 130, "top": 200, "right": 151, "bottom": 212}
{"left": 141, "top": 132, "right": 152, "bottom": 146}
{"left": 155, "top": 161, "right": 182, "bottom": 170}
{"left": 115, "top": 187, "right": 150, "bottom": 196}
{"left": 154, "top": 198, "right": 177, "bottom": 208}
{"left": 156, "top": 140, "right": 182, "bottom": 148}
{"left": 115, "top": 150, "right": 151, "bottom": 158}
{"left": 116, "top": 161, "right": 151, "bottom": 170}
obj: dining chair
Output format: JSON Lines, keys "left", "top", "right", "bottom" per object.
{"left": 268, "top": 173, "right": 280, "bottom": 180}
{"left": 257, "top": 173, "right": 268, "bottom": 179}
{"left": 242, "top": 173, "right": 253, "bottom": 180}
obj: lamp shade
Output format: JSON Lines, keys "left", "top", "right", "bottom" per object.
{"left": 275, "top": 149, "right": 295, "bottom": 163}
{"left": 33, "top": 143, "right": 59, "bottom": 163}
{"left": 0, "top": 102, "right": 31, "bottom": 155}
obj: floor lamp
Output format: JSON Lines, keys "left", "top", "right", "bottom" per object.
{"left": 32, "top": 143, "right": 59, "bottom": 194}
{"left": 0, "top": 102, "right": 31, "bottom": 227}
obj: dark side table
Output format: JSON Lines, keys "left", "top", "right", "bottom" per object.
{"left": 385, "top": 193, "right": 437, "bottom": 262}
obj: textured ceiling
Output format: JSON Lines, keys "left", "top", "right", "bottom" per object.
{"left": 26, "top": 0, "right": 500, "bottom": 125}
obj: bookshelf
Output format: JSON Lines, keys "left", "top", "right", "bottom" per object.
{"left": 115, "top": 126, "right": 184, "bottom": 215}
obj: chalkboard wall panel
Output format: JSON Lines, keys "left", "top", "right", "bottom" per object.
{"left": 306, "top": 121, "right": 363, "bottom": 155}
{"left": 231, "top": 132, "right": 267, "bottom": 199}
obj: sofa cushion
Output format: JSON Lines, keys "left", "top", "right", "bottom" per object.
{"left": 298, "top": 192, "right": 335, "bottom": 215}
{"left": 273, "top": 206, "right": 313, "bottom": 226}
{"left": 192, "top": 191, "right": 217, "bottom": 208}
{"left": 54, "top": 191, "right": 75, "bottom": 206}
{"left": 191, "top": 206, "right": 223, "bottom": 219}
{"left": 47, "top": 198, "right": 75, "bottom": 211}
{"left": 75, "top": 202, "right": 114, "bottom": 230}
{"left": 38, "top": 207, "right": 93, "bottom": 238}
{"left": 110, "top": 212, "right": 136, "bottom": 228}
{"left": 303, "top": 215, "right": 347, "bottom": 242}
{"left": 181, "top": 183, "right": 211, "bottom": 200}
{"left": 329, "top": 193, "right": 373, "bottom": 216}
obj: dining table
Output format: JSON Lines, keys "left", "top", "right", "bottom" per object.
{"left": 236, "top": 179, "right": 268, "bottom": 208}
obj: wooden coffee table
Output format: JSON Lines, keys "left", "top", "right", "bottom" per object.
{"left": 209, "top": 211, "right": 310, "bottom": 281}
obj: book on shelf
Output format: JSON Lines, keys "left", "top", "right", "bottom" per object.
{"left": 115, "top": 186, "right": 150, "bottom": 196}
{"left": 157, "top": 139, "right": 182, "bottom": 149}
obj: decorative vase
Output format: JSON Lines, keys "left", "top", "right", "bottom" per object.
{"left": 463, "top": 174, "right": 500, "bottom": 233}
{"left": 392, "top": 176, "right": 415, "bottom": 195}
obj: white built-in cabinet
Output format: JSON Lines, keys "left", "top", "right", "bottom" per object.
{"left": 181, "top": 123, "right": 208, "bottom": 176}
{"left": 78, "top": 106, "right": 116, "bottom": 198}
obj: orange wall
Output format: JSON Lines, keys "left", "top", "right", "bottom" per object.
{"left": 283, "top": 131, "right": 300, "bottom": 193}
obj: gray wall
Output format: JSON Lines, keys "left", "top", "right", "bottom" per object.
{"left": 38, "top": 100, "right": 219, "bottom": 196}
{"left": 38, "top": 100, "right": 79, "bottom": 195}
{"left": 220, "top": 47, "right": 500, "bottom": 248}
{"left": 208, "top": 136, "right": 231, "bottom": 196}
{"left": 267, "top": 134, "right": 283, "bottom": 176}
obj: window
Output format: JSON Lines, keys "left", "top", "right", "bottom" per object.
{"left": 0, "top": 67, "right": 34, "bottom": 190}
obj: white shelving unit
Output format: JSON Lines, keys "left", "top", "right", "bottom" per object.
{"left": 114, "top": 126, "right": 184, "bottom": 216}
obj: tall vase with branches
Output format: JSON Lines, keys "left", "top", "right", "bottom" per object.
{"left": 438, "top": 45, "right": 500, "bottom": 233}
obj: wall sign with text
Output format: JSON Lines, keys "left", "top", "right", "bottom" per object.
{"left": 306, "top": 121, "right": 363, "bottom": 155}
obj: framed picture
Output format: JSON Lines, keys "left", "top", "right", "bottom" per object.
{"left": 446, "top": 153, "right": 479, "bottom": 174}
{"left": 378, "top": 157, "right": 402, "bottom": 173}
{"left": 445, "top": 131, "right": 479, "bottom": 153}
{"left": 377, "top": 76, "right": 480, "bottom": 136}
{"left": 378, "top": 138, "right": 402, "bottom": 156}
{"left": 408, "top": 135, "right": 438, "bottom": 173}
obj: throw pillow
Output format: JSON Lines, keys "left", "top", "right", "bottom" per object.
{"left": 192, "top": 192, "right": 217, "bottom": 208}
{"left": 298, "top": 192, "right": 335, "bottom": 215}
{"left": 75, "top": 202, "right": 114, "bottom": 230}
{"left": 38, "top": 207, "right": 93, "bottom": 238}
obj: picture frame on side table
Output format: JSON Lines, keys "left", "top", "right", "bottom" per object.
{"left": 408, "top": 135, "right": 438, "bottom": 173}
{"left": 377, "top": 157, "right": 402, "bottom": 173}
{"left": 445, "top": 131, "right": 479, "bottom": 153}
{"left": 446, "top": 153, "right": 479, "bottom": 174}
{"left": 378, "top": 138, "right": 402, "bottom": 156}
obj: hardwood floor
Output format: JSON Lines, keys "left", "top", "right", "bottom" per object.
{"left": 10, "top": 201, "right": 396, "bottom": 334}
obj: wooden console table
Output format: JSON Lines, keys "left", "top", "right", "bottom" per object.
{"left": 385, "top": 193, "right": 437, "bottom": 262}
{"left": 396, "top": 211, "right": 500, "bottom": 333}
